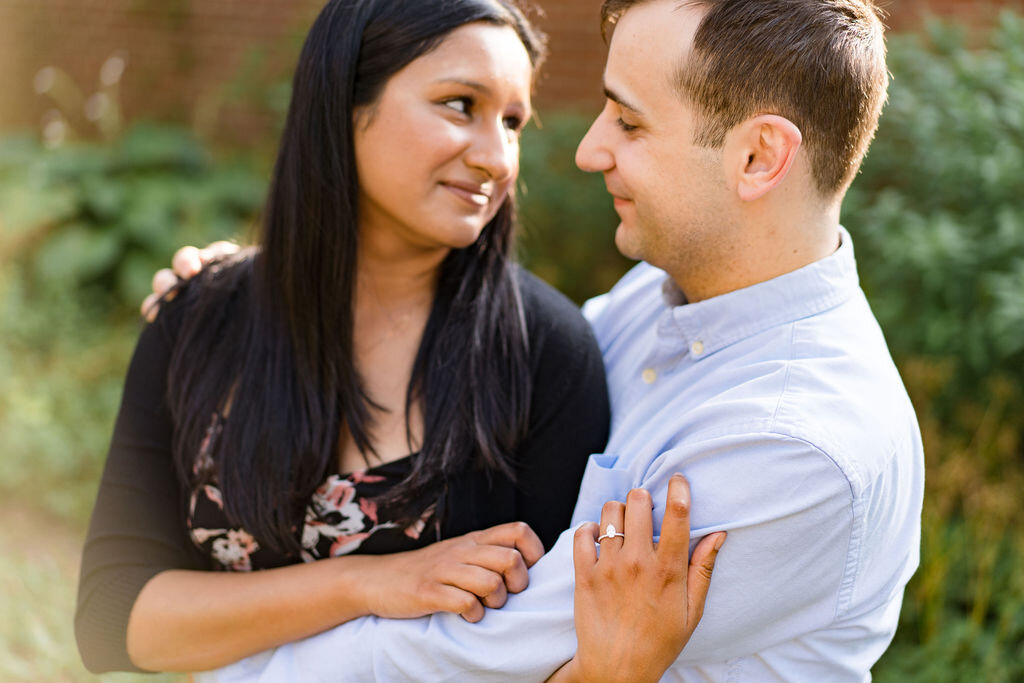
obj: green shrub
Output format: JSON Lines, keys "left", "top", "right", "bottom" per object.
{"left": 846, "top": 11, "right": 1024, "bottom": 403}
{"left": 874, "top": 363, "right": 1024, "bottom": 683}
{"left": 0, "top": 122, "right": 266, "bottom": 311}
{"left": 0, "top": 123, "right": 264, "bottom": 522}
{"left": 517, "top": 113, "right": 634, "bottom": 304}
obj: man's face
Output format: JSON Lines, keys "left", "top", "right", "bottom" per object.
{"left": 576, "top": 0, "right": 730, "bottom": 276}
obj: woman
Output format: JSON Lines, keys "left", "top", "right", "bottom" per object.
{"left": 76, "top": 0, "right": 610, "bottom": 673}
{"left": 79, "top": 0, "right": 724, "bottom": 678}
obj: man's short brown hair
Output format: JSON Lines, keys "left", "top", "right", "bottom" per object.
{"left": 601, "top": 0, "right": 889, "bottom": 197}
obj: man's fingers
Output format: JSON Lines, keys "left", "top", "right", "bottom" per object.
{"left": 686, "top": 531, "right": 726, "bottom": 626}
{"left": 140, "top": 292, "right": 160, "bottom": 322}
{"left": 152, "top": 268, "right": 178, "bottom": 297}
{"left": 656, "top": 474, "right": 694, "bottom": 566}
{"left": 171, "top": 246, "right": 203, "bottom": 279}
{"left": 623, "top": 488, "right": 654, "bottom": 554}
{"left": 202, "top": 240, "right": 240, "bottom": 262}
{"left": 171, "top": 241, "right": 239, "bottom": 280}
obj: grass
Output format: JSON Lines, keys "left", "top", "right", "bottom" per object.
{"left": 0, "top": 502, "right": 182, "bottom": 682}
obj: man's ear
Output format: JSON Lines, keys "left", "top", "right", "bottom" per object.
{"left": 727, "top": 115, "right": 802, "bottom": 202}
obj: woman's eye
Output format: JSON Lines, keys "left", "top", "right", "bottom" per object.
{"left": 443, "top": 97, "right": 472, "bottom": 115}
{"left": 504, "top": 115, "right": 524, "bottom": 132}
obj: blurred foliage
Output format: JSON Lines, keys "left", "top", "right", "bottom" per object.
{"left": 873, "top": 362, "right": 1024, "bottom": 682}
{"left": 0, "top": 507, "right": 182, "bottom": 682}
{"left": 1, "top": 11, "right": 1023, "bottom": 682}
{"left": 0, "top": 122, "right": 265, "bottom": 310}
{"left": 845, "top": 11, "right": 1024, "bottom": 409}
{"left": 518, "top": 114, "right": 633, "bottom": 304}
{"left": 0, "top": 123, "right": 264, "bottom": 525}
{"left": 0, "top": 268, "right": 136, "bottom": 522}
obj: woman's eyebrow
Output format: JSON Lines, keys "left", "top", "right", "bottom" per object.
{"left": 434, "top": 77, "right": 492, "bottom": 95}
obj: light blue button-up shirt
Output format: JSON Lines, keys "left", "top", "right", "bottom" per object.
{"left": 206, "top": 227, "right": 924, "bottom": 682}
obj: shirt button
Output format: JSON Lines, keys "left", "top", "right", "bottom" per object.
{"left": 691, "top": 341, "right": 705, "bottom": 356}
{"left": 642, "top": 368, "right": 657, "bottom": 384}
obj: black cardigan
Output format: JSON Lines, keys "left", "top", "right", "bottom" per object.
{"left": 75, "top": 267, "right": 611, "bottom": 673}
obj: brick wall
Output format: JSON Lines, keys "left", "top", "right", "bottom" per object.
{"left": 0, "top": 0, "right": 321, "bottom": 140}
{"left": 1, "top": 0, "right": 1020, "bottom": 138}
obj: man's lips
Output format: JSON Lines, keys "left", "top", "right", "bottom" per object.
{"left": 442, "top": 181, "right": 491, "bottom": 207}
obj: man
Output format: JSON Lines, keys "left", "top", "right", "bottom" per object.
{"left": 175, "top": 0, "right": 922, "bottom": 679}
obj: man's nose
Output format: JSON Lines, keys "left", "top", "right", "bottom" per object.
{"left": 576, "top": 106, "right": 615, "bottom": 173}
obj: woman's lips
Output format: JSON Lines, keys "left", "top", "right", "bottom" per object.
{"left": 442, "top": 182, "right": 490, "bottom": 207}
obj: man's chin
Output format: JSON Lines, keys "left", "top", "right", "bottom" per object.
{"left": 613, "top": 222, "right": 644, "bottom": 261}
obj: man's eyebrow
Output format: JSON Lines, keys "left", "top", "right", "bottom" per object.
{"left": 604, "top": 85, "right": 644, "bottom": 115}
{"left": 436, "top": 77, "right": 493, "bottom": 96}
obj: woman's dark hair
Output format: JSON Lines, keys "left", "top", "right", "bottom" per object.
{"left": 166, "top": 0, "right": 547, "bottom": 555}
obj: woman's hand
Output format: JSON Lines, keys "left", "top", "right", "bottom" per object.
{"left": 553, "top": 474, "right": 725, "bottom": 683}
{"left": 355, "top": 521, "right": 545, "bottom": 623}
{"left": 141, "top": 241, "right": 240, "bottom": 321}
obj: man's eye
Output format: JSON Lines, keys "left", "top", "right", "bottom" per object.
{"left": 616, "top": 118, "right": 638, "bottom": 133}
{"left": 443, "top": 97, "right": 472, "bottom": 115}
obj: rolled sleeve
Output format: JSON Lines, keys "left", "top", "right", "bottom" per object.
{"left": 640, "top": 432, "right": 855, "bottom": 665}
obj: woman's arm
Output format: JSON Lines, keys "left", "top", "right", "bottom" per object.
{"left": 549, "top": 475, "right": 725, "bottom": 683}
{"left": 126, "top": 521, "right": 542, "bottom": 672}
{"left": 77, "top": 303, "right": 544, "bottom": 674}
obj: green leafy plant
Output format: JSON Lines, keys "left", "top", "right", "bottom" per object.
{"left": 0, "top": 123, "right": 266, "bottom": 311}
{"left": 517, "top": 113, "right": 634, "bottom": 304}
{"left": 845, "top": 11, "right": 1024, "bottom": 403}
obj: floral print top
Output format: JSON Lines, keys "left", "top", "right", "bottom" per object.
{"left": 186, "top": 415, "right": 436, "bottom": 572}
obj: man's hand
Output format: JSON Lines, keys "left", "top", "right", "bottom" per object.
{"left": 355, "top": 521, "right": 545, "bottom": 623}
{"left": 140, "top": 241, "right": 240, "bottom": 322}
{"left": 553, "top": 475, "right": 725, "bottom": 683}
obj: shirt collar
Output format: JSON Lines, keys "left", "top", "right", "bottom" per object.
{"left": 656, "top": 226, "right": 860, "bottom": 358}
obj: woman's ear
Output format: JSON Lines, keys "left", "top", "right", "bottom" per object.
{"left": 727, "top": 114, "right": 802, "bottom": 202}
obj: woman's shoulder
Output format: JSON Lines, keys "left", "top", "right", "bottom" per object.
{"left": 513, "top": 266, "right": 603, "bottom": 380}
{"left": 514, "top": 266, "right": 591, "bottom": 341}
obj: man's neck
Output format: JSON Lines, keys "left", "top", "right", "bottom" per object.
{"left": 669, "top": 205, "right": 842, "bottom": 304}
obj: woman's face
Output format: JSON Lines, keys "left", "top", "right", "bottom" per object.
{"left": 354, "top": 22, "right": 533, "bottom": 254}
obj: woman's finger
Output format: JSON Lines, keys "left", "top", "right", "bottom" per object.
{"left": 686, "top": 531, "right": 726, "bottom": 626}
{"left": 656, "top": 474, "right": 693, "bottom": 570}
{"left": 573, "top": 522, "right": 600, "bottom": 577}
{"left": 597, "top": 499, "right": 626, "bottom": 554}
{"left": 432, "top": 584, "right": 486, "bottom": 623}
{"left": 443, "top": 563, "right": 506, "bottom": 603}
{"left": 462, "top": 544, "right": 530, "bottom": 594}
{"left": 472, "top": 522, "right": 544, "bottom": 567}
{"left": 622, "top": 487, "right": 654, "bottom": 554}
{"left": 478, "top": 571, "right": 509, "bottom": 610}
